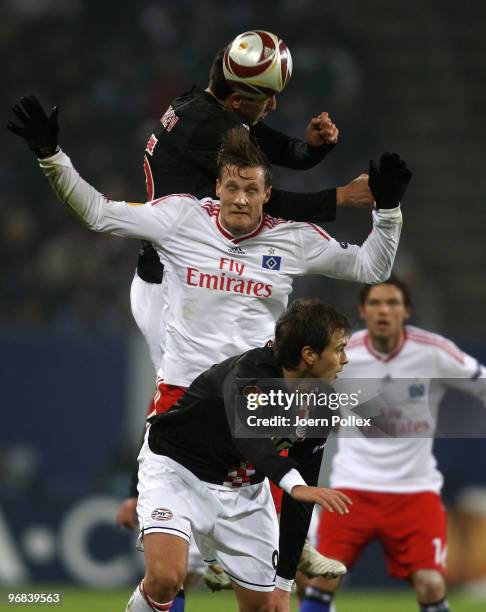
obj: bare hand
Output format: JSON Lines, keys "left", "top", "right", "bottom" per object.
{"left": 116, "top": 496, "right": 138, "bottom": 530}
{"left": 305, "top": 112, "right": 339, "bottom": 146}
{"left": 336, "top": 174, "right": 374, "bottom": 208}
{"left": 291, "top": 486, "right": 352, "bottom": 514}
{"left": 268, "top": 587, "right": 291, "bottom": 612}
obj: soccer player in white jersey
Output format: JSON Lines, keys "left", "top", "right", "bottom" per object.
{"left": 301, "top": 278, "right": 486, "bottom": 612}
{"left": 7, "top": 96, "right": 411, "bottom": 393}
{"left": 8, "top": 96, "right": 412, "bottom": 612}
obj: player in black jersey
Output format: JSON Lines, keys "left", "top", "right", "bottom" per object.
{"left": 125, "top": 299, "right": 353, "bottom": 612}
{"left": 138, "top": 44, "right": 372, "bottom": 284}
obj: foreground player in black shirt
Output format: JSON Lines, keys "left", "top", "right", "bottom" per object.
{"left": 126, "top": 299, "right": 353, "bottom": 612}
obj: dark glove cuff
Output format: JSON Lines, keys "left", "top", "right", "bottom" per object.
{"left": 35, "top": 145, "right": 60, "bottom": 159}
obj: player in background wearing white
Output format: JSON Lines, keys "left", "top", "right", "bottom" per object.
{"left": 300, "top": 278, "right": 486, "bottom": 612}
{"left": 8, "top": 96, "right": 411, "bottom": 612}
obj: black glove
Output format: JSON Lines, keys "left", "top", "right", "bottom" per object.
{"left": 368, "top": 152, "right": 412, "bottom": 209}
{"left": 7, "top": 95, "right": 59, "bottom": 158}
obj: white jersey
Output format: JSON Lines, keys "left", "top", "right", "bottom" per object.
{"left": 40, "top": 150, "right": 402, "bottom": 387}
{"left": 331, "top": 325, "right": 486, "bottom": 493}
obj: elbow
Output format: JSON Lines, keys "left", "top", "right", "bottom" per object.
{"left": 361, "top": 262, "right": 394, "bottom": 284}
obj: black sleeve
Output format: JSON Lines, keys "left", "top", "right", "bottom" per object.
{"left": 222, "top": 369, "right": 302, "bottom": 485}
{"left": 251, "top": 122, "right": 336, "bottom": 170}
{"left": 265, "top": 187, "right": 336, "bottom": 223}
{"left": 276, "top": 438, "right": 325, "bottom": 580}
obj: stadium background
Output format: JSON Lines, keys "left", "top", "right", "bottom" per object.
{"left": 1, "top": 0, "right": 485, "bottom": 609}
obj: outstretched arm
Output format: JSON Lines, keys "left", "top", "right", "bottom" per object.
{"left": 8, "top": 96, "right": 191, "bottom": 246}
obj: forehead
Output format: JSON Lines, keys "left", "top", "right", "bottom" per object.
{"left": 220, "top": 165, "right": 266, "bottom": 185}
{"left": 365, "top": 284, "right": 405, "bottom": 303}
{"left": 328, "top": 328, "right": 348, "bottom": 349}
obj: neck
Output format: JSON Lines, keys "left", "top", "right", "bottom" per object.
{"left": 206, "top": 86, "right": 230, "bottom": 108}
{"left": 370, "top": 329, "right": 405, "bottom": 354}
{"left": 282, "top": 365, "right": 314, "bottom": 380}
{"left": 218, "top": 213, "right": 261, "bottom": 238}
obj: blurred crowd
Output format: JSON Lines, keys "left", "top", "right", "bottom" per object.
{"left": 2, "top": 0, "right": 369, "bottom": 337}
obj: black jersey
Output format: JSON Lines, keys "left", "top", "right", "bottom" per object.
{"left": 138, "top": 87, "right": 337, "bottom": 282}
{"left": 148, "top": 344, "right": 326, "bottom": 580}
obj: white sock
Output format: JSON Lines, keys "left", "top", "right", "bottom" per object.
{"left": 126, "top": 581, "right": 173, "bottom": 611}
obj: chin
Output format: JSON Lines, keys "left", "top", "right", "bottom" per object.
{"left": 230, "top": 223, "right": 248, "bottom": 233}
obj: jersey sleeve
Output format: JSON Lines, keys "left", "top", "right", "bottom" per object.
{"left": 434, "top": 340, "right": 486, "bottom": 403}
{"left": 265, "top": 187, "right": 337, "bottom": 223}
{"left": 295, "top": 207, "right": 402, "bottom": 284}
{"left": 251, "top": 122, "right": 335, "bottom": 170}
{"left": 39, "top": 149, "right": 192, "bottom": 246}
{"left": 223, "top": 373, "right": 302, "bottom": 485}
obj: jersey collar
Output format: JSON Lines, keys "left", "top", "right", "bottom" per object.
{"left": 364, "top": 329, "right": 408, "bottom": 362}
{"left": 216, "top": 211, "right": 266, "bottom": 244}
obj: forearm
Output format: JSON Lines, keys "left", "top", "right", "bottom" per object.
{"left": 309, "top": 206, "right": 402, "bottom": 283}
{"left": 39, "top": 149, "right": 109, "bottom": 230}
{"left": 266, "top": 188, "right": 337, "bottom": 223}
{"left": 356, "top": 207, "right": 403, "bottom": 283}
{"left": 251, "top": 122, "right": 335, "bottom": 169}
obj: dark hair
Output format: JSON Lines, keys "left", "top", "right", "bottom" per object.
{"left": 358, "top": 276, "right": 413, "bottom": 308}
{"left": 273, "top": 299, "right": 351, "bottom": 370}
{"left": 209, "top": 47, "right": 234, "bottom": 100}
{"left": 217, "top": 127, "right": 273, "bottom": 187}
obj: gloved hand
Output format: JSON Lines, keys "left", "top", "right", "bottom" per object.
{"left": 368, "top": 152, "right": 412, "bottom": 209}
{"left": 7, "top": 95, "right": 59, "bottom": 158}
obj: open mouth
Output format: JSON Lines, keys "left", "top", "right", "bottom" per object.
{"left": 376, "top": 320, "right": 390, "bottom": 331}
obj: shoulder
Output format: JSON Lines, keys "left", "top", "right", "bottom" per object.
{"left": 405, "top": 325, "right": 465, "bottom": 364}
{"left": 233, "top": 344, "right": 281, "bottom": 377}
{"left": 259, "top": 215, "right": 332, "bottom": 237}
{"left": 176, "top": 88, "right": 239, "bottom": 128}
{"left": 261, "top": 213, "right": 295, "bottom": 232}
{"left": 347, "top": 329, "right": 368, "bottom": 350}
{"left": 149, "top": 193, "right": 200, "bottom": 208}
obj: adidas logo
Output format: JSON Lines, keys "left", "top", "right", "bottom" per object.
{"left": 227, "top": 246, "right": 246, "bottom": 255}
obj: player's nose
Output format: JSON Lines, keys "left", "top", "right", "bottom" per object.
{"left": 234, "top": 192, "right": 247, "bottom": 206}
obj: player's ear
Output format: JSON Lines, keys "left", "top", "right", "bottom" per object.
{"left": 215, "top": 178, "right": 222, "bottom": 198}
{"left": 404, "top": 306, "right": 412, "bottom": 321}
{"left": 227, "top": 92, "right": 242, "bottom": 111}
{"left": 357, "top": 304, "right": 365, "bottom": 321}
{"left": 263, "top": 186, "right": 272, "bottom": 205}
{"left": 301, "top": 345, "right": 317, "bottom": 366}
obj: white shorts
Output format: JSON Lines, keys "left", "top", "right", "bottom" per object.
{"left": 130, "top": 272, "right": 166, "bottom": 371}
{"left": 137, "top": 437, "right": 279, "bottom": 591}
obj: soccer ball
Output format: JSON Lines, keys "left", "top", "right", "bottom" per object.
{"left": 223, "top": 30, "right": 293, "bottom": 100}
